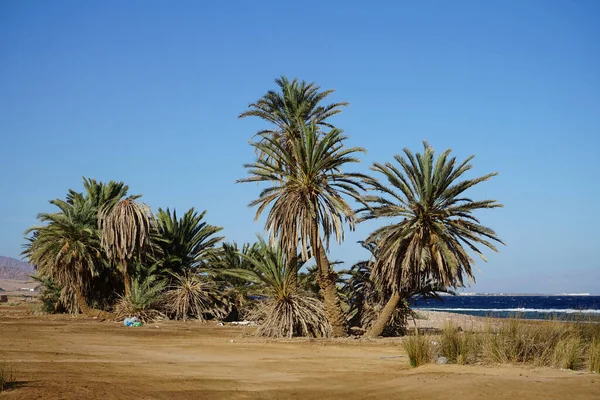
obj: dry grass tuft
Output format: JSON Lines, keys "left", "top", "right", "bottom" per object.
{"left": 439, "top": 322, "right": 480, "bottom": 365}
{"left": 403, "top": 333, "right": 433, "bottom": 368}
{"left": 480, "top": 318, "right": 577, "bottom": 366}
{"left": 423, "top": 316, "right": 600, "bottom": 371}
{"left": 588, "top": 337, "right": 600, "bottom": 373}
{"left": 552, "top": 337, "right": 583, "bottom": 370}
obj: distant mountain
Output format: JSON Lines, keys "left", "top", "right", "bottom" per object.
{"left": 0, "top": 256, "right": 35, "bottom": 280}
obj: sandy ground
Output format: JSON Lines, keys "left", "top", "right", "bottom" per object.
{"left": 1, "top": 303, "right": 598, "bottom": 399}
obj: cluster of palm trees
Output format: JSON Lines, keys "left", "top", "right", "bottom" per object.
{"left": 23, "top": 76, "right": 503, "bottom": 338}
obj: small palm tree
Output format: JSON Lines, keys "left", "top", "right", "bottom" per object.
{"left": 99, "top": 197, "right": 153, "bottom": 297}
{"left": 163, "top": 271, "right": 229, "bottom": 322}
{"left": 114, "top": 271, "right": 166, "bottom": 322}
{"left": 23, "top": 199, "right": 102, "bottom": 314}
{"left": 224, "top": 238, "right": 331, "bottom": 338}
{"left": 239, "top": 75, "right": 348, "bottom": 141}
{"left": 210, "top": 241, "right": 262, "bottom": 319}
{"left": 153, "top": 207, "right": 224, "bottom": 276}
{"left": 24, "top": 177, "right": 131, "bottom": 315}
{"left": 211, "top": 242, "right": 260, "bottom": 293}
{"left": 239, "top": 124, "right": 366, "bottom": 336}
{"left": 360, "top": 142, "right": 504, "bottom": 337}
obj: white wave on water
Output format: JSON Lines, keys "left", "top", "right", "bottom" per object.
{"left": 416, "top": 307, "right": 600, "bottom": 314}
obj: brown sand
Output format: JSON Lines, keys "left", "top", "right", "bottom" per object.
{"left": 1, "top": 303, "right": 598, "bottom": 399}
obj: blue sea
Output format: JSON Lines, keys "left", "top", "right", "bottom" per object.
{"left": 412, "top": 295, "right": 600, "bottom": 320}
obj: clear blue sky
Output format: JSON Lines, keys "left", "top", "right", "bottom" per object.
{"left": 1, "top": 0, "right": 598, "bottom": 294}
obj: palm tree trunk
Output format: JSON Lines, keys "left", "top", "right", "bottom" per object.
{"left": 122, "top": 260, "right": 131, "bottom": 297}
{"left": 365, "top": 291, "right": 401, "bottom": 338}
{"left": 75, "top": 286, "right": 113, "bottom": 319}
{"left": 287, "top": 251, "right": 298, "bottom": 288}
{"left": 75, "top": 286, "right": 92, "bottom": 315}
{"left": 311, "top": 225, "right": 347, "bottom": 337}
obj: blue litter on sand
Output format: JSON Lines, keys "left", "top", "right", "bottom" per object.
{"left": 124, "top": 317, "right": 141, "bottom": 327}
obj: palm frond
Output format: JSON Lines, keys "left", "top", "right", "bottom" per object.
{"left": 360, "top": 141, "right": 503, "bottom": 292}
{"left": 163, "top": 271, "right": 229, "bottom": 321}
{"left": 153, "top": 207, "right": 224, "bottom": 275}
{"left": 224, "top": 238, "right": 331, "bottom": 338}
{"left": 114, "top": 273, "right": 166, "bottom": 322}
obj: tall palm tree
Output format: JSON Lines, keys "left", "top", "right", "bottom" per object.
{"left": 239, "top": 75, "right": 348, "bottom": 140}
{"left": 24, "top": 177, "right": 130, "bottom": 314}
{"left": 99, "top": 197, "right": 152, "bottom": 297}
{"left": 360, "top": 142, "right": 504, "bottom": 337}
{"left": 153, "top": 207, "right": 224, "bottom": 276}
{"left": 23, "top": 199, "right": 103, "bottom": 315}
{"left": 239, "top": 124, "right": 366, "bottom": 336}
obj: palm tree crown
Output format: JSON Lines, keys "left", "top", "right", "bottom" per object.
{"left": 238, "top": 123, "right": 366, "bottom": 261}
{"left": 239, "top": 75, "right": 348, "bottom": 139}
{"left": 23, "top": 197, "right": 102, "bottom": 312}
{"left": 360, "top": 141, "right": 504, "bottom": 291}
{"left": 99, "top": 197, "right": 153, "bottom": 296}
{"left": 154, "top": 207, "right": 224, "bottom": 275}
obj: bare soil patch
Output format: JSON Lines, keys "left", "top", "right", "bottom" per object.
{"left": 0, "top": 304, "right": 597, "bottom": 399}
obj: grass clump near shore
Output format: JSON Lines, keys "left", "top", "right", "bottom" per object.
{"left": 412, "top": 316, "right": 600, "bottom": 371}
{"left": 439, "top": 322, "right": 480, "bottom": 365}
{"left": 0, "top": 362, "right": 15, "bottom": 392}
{"left": 403, "top": 333, "right": 432, "bottom": 367}
{"left": 480, "top": 318, "right": 596, "bottom": 369}
{"left": 589, "top": 338, "right": 600, "bottom": 373}
{"left": 552, "top": 337, "right": 584, "bottom": 370}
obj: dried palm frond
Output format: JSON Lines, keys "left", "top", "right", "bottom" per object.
{"left": 223, "top": 238, "right": 332, "bottom": 338}
{"left": 250, "top": 294, "right": 331, "bottom": 339}
{"left": 163, "top": 272, "right": 229, "bottom": 321}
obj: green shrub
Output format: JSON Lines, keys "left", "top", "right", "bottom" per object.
{"left": 32, "top": 276, "right": 65, "bottom": 313}
{"left": 403, "top": 334, "right": 432, "bottom": 368}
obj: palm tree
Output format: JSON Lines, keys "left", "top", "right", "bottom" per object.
{"left": 23, "top": 198, "right": 103, "bottom": 315}
{"left": 210, "top": 241, "right": 262, "bottom": 320}
{"left": 211, "top": 241, "right": 260, "bottom": 291}
{"left": 99, "top": 197, "right": 152, "bottom": 297}
{"left": 239, "top": 124, "right": 366, "bottom": 336}
{"left": 360, "top": 142, "right": 504, "bottom": 337}
{"left": 344, "top": 242, "right": 448, "bottom": 336}
{"left": 153, "top": 207, "right": 224, "bottom": 276}
{"left": 223, "top": 238, "right": 331, "bottom": 338}
{"left": 163, "top": 271, "right": 229, "bottom": 321}
{"left": 239, "top": 75, "right": 348, "bottom": 141}
{"left": 24, "top": 178, "right": 130, "bottom": 314}
{"left": 114, "top": 268, "right": 166, "bottom": 322}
